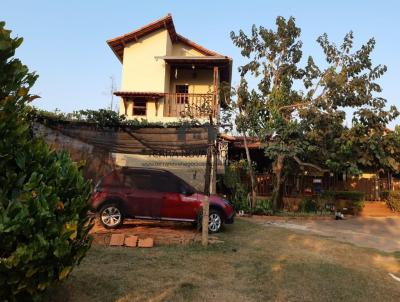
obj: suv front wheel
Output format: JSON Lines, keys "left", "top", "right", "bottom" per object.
{"left": 195, "top": 209, "right": 224, "bottom": 233}
{"left": 208, "top": 210, "right": 223, "bottom": 233}
{"left": 99, "top": 203, "right": 124, "bottom": 229}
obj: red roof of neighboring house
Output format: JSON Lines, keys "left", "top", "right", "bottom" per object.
{"left": 233, "top": 140, "right": 261, "bottom": 149}
{"left": 107, "top": 14, "right": 225, "bottom": 62}
{"left": 219, "top": 133, "right": 262, "bottom": 149}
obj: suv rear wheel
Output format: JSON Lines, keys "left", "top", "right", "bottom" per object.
{"left": 99, "top": 203, "right": 123, "bottom": 229}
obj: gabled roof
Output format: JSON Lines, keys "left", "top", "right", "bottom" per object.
{"left": 175, "top": 33, "right": 220, "bottom": 57}
{"left": 114, "top": 91, "right": 164, "bottom": 99}
{"left": 107, "top": 13, "right": 224, "bottom": 62}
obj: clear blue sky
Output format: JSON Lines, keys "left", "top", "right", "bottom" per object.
{"left": 3, "top": 0, "right": 400, "bottom": 127}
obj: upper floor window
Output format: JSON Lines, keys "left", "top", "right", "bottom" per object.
{"left": 132, "top": 98, "right": 146, "bottom": 116}
{"left": 175, "top": 84, "right": 189, "bottom": 104}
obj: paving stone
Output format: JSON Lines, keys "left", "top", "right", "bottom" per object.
{"left": 109, "top": 234, "right": 125, "bottom": 246}
{"left": 138, "top": 237, "right": 154, "bottom": 248}
{"left": 124, "top": 235, "right": 138, "bottom": 247}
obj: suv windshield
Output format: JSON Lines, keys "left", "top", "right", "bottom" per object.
{"left": 176, "top": 175, "right": 198, "bottom": 195}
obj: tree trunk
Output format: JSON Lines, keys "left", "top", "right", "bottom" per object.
{"left": 242, "top": 132, "right": 257, "bottom": 210}
{"left": 272, "top": 155, "right": 286, "bottom": 212}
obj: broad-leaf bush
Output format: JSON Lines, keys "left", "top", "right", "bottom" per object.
{"left": 387, "top": 190, "right": 400, "bottom": 212}
{"left": 0, "top": 21, "right": 93, "bottom": 301}
{"left": 322, "top": 190, "right": 365, "bottom": 213}
{"left": 299, "top": 198, "right": 318, "bottom": 213}
{"left": 253, "top": 199, "right": 273, "bottom": 215}
{"left": 222, "top": 160, "right": 250, "bottom": 212}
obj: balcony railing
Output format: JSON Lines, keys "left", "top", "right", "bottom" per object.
{"left": 163, "top": 93, "right": 216, "bottom": 118}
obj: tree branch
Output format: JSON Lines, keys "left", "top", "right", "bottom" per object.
{"left": 293, "top": 155, "right": 329, "bottom": 172}
{"left": 278, "top": 101, "right": 311, "bottom": 112}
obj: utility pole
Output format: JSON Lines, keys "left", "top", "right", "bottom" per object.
{"left": 109, "top": 76, "right": 115, "bottom": 111}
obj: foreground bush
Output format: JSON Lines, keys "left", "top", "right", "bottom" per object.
{"left": 387, "top": 190, "right": 400, "bottom": 212}
{"left": 0, "top": 21, "right": 92, "bottom": 301}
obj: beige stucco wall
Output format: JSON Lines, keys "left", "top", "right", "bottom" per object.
{"left": 164, "top": 34, "right": 173, "bottom": 93}
{"left": 119, "top": 30, "right": 215, "bottom": 123}
{"left": 121, "top": 28, "right": 169, "bottom": 93}
{"left": 171, "top": 42, "right": 204, "bottom": 57}
{"left": 169, "top": 68, "right": 213, "bottom": 94}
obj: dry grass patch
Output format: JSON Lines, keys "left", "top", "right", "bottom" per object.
{"left": 44, "top": 219, "right": 400, "bottom": 302}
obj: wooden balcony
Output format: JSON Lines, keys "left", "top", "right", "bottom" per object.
{"left": 163, "top": 93, "right": 217, "bottom": 119}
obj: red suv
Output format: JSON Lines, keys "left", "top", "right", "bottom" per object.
{"left": 91, "top": 168, "right": 234, "bottom": 233}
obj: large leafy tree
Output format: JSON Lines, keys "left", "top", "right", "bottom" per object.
{"left": 0, "top": 22, "right": 92, "bottom": 300}
{"left": 230, "top": 16, "right": 400, "bottom": 210}
{"left": 221, "top": 79, "right": 261, "bottom": 209}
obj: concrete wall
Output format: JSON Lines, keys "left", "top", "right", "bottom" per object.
{"left": 33, "top": 123, "right": 116, "bottom": 183}
{"left": 33, "top": 123, "right": 226, "bottom": 192}
{"left": 115, "top": 153, "right": 208, "bottom": 191}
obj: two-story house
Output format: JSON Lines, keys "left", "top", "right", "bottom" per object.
{"left": 106, "top": 14, "right": 232, "bottom": 192}
{"left": 107, "top": 13, "right": 232, "bottom": 123}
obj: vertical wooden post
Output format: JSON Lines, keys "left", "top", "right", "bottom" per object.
{"left": 123, "top": 98, "right": 128, "bottom": 115}
{"left": 201, "top": 195, "right": 209, "bottom": 246}
{"left": 211, "top": 142, "right": 218, "bottom": 194}
{"left": 213, "top": 66, "right": 219, "bottom": 118}
{"left": 211, "top": 66, "right": 219, "bottom": 194}
{"left": 202, "top": 66, "right": 219, "bottom": 246}
{"left": 202, "top": 141, "right": 213, "bottom": 247}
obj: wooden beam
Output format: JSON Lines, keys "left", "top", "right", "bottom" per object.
{"left": 213, "top": 66, "right": 219, "bottom": 117}
{"left": 123, "top": 98, "right": 128, "bottom": 115}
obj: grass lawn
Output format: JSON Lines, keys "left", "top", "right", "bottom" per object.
{"left": 45, "top": 218, "right": 400, "bottom": 302}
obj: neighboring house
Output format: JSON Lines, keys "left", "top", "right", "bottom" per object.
{"left": 107, "top": 14, "right": 232, "bottom": 123}
{"left": 221, "top": 134, "right": 397, "bottom": 200}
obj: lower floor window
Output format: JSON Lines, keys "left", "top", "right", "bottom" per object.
{"left": 132, "top": 98, "right": 146, "bottom": 116}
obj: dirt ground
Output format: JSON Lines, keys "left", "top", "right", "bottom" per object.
{"left": 91, "top": 218, "right": 220, "bottom": 246}
{"left": 247, "top": 215, "right": 400, "bottom": 253}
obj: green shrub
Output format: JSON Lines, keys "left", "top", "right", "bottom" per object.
{"left": 323, "top": 190, "right": 365, "bottom": 201}
{"left": 387, "top": 190, "right": 400, "bottom": 212}
{"left": 0, "top": 22, "right": 93, "bottom": 301}
{"left": 380, "top": 190, "right": 390, "bottom": 201}
{"left": 253, "top": 199, "right": 273, "bottom": 215}
{"left": 222, "top": 160, "right": 250, "bottom": 212}
{"left": 299, "top": 198, "right": 318, "bottom": 212}
{"left": 322, "top": 190, "right": 365, "bottom": 212}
